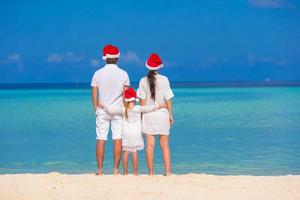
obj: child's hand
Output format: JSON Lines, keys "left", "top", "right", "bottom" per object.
{"left": 98, "top": 101, "right": 105, "bottom": 109}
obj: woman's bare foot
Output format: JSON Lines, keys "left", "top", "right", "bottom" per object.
{"left": 149, "top": 172, "right": 154, "bottom": 176}
{"left": 164, "top": 172, "right": 172, "bottom": 176}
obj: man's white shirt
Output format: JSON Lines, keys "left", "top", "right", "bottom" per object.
{"left": 91, "top": 64, "right": 130, "bottom": 108}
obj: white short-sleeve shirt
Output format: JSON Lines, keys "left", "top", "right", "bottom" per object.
{"left": 137, "top": 74, "right": 174, "bottom": 105}
{"left": 91, "top": 64, "right": 130, "bottom": 107}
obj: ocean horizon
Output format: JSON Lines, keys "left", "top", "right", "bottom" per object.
{"left": 1, "top": 80, "right": 300, "bottom": 90}
{"left": 0, "top": 83, "right": 300, "bottom": 175}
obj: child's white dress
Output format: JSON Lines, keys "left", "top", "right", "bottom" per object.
{"left": 104, "top": 105, "right": 159, "bottom": 152}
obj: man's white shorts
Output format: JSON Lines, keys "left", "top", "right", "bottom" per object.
{"left": 95, "top": 108, "right": 122, "bottom": 140}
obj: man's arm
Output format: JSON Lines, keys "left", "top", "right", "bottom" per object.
{"left": 92, "top": 86, "right": 98, "bottom": 112}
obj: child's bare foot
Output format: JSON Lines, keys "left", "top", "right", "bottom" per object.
{"left": 113, "top": 169, "right": 120, "bottom": 175}
{"left": 95, "top": 169, "right": 103, "bottom": 176}
{"left": 123, "top": 172, "right": 128, "bottom": 176}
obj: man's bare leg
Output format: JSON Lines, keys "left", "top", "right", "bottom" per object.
{"left": 113, "top": 139, "right": 122, "bottom": 175}
{"left": 96, "top": 140, "right": 106, "bottom": 175}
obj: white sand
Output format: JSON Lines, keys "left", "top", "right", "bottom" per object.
{"left": 0, "top": 173, "right": 299, "bottom": 200}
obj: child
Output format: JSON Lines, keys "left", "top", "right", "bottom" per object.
{"left": 98, "top": 87, "right": 166, "bottom": 175}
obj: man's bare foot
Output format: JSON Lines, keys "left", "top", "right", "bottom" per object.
{"left": 95, "top": 169, "right": 103, "bottom": 176}
{"left": 164, "top": 172, "right": 172, "bottom": 176}
{"left": 113, "top": 168, "right": 120, "bottom": 175}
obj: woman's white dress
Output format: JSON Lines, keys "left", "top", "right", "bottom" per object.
{"left": 105, "top": 105, "right": 158, "bottom": 152}
{"left": 137, "top": 74, "right": 174, "bottom": 135}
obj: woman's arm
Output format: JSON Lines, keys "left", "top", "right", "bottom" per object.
{"left": 92, "top": 87, "right": 98, "bottom": 112}
{"left": 166, "top": 99, "right": 174, "bottom": 125}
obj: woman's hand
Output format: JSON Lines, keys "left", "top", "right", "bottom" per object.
{"left": 169, "top": 115, "right": 174, "bottom": 126}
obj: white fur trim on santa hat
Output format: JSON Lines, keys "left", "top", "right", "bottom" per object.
{"left": 124, "top": 97, "right": 137, "bottom": 102}
{"left": 102, "top": 53, "right": 120, "bottom": 60}
{"left": 146, "top": 62, "right": 163, "bottom": 70}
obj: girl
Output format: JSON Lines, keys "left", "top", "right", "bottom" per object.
{"left": 99, "top": 87, "right": 166, "bottom": 175}
{"left": 137, "top": 53, "right": 174, "bottom": 176}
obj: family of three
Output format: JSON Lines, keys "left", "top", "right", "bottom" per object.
{"left": 91, "top": 44, "right": 174, "bottom": 176}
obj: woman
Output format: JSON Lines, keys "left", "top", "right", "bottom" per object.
{"left": 137, "top": 53, "right": 174, "bottom": 176}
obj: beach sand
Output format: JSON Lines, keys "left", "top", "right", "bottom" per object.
{"left": 0, "top": 173, "right": 299, "bottom": 200}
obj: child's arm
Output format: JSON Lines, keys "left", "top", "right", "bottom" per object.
{"left": 138, "top": 103, "right": 167, "bottom": 113}
{"left": 98, "top": 101, "right": 123, "bottom": 115}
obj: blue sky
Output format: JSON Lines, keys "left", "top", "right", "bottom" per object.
{"left": 0, "top": 0, "right": 299, "bottom": 83}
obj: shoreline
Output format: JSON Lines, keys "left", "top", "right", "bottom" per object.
{"left": 1, "top": 173, "right": 299, "bottom": 200}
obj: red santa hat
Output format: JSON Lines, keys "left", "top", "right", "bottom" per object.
{"left": 102, "top": 44, "right": 120, "bottom": 60}
{"left": 146, "top": 53, "right": 163, "bottom": 70}
{"left": 124, "top": 87, "right": 137, "bottom": 102}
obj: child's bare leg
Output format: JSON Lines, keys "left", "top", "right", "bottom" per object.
{"left": 123, "top": 151, "right": 129, "bottom": 175}
{"left": 132, "top": 151, "right": 138, "bottom": 175}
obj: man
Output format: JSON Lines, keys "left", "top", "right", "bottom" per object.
{"left": 91, "top": 44, "right": 130, "bottom": 175}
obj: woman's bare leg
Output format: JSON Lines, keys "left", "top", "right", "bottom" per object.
{"left": 159, "top": 135, "right": 171, "bottom": 176}
{"left": 132, "top": 151, "right": 138, "bottom": 175}
{"left": 145, "top": 134, "right": 156, "bottom": 175}
{"left": 123, "top": 151, "right": 129, "bottom": 175}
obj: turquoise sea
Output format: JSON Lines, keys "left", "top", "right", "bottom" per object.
{"left": 0, "top": 84, "right": 300, "bottom": 175}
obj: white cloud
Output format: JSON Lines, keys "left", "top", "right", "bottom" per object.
{"left": 248, "top": 0, "right": 292, "bottom": 8}
{"left": 8, "top": 53, "right": 21, "bottom": 62}
{"left": 66, "top": 51, "right": 84, "bottom": 62}
{"left": 46, "top": 53, "right": 64, "bottom": 63}
{"left": 46, "top": 51, "right": 84, "bottom": 64}
{"left": 247, "top": 54, "right": 274, "bottom": 63}
{"left": 0, "top": 53, "right": 22, "bottom": 66}
{"left": 277, "top": 59, "right": 287, "bottom": 66}
{"left": 90, "top": 59, "right": 100, "bottom": 67}
{"left": 0, "top": 53, "right": 24, "bottom": 72}
{"left": 119, "top": 51, "right": 142, "bottom": 65}
{"left": 247, "top": 54, "right": 288, "bottom": 66}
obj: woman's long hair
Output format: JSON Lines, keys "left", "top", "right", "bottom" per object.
{"left": 147, "top": 70, "right": 157, "bottom": 101}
